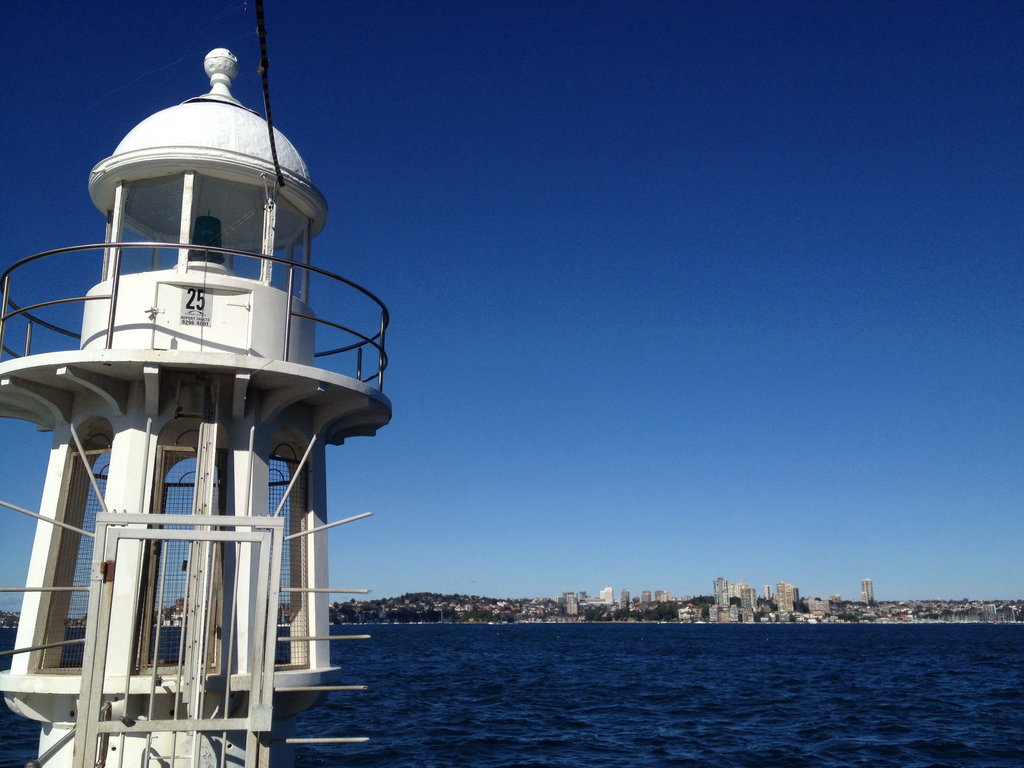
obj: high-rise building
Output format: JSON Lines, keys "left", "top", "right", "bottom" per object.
{"left": 641, "top": 590, "right": 652, "bottom": 604}
{"left": 619, "top": 589, "right": 630, "bottom": 611}
{"left": 714, "top": 577, "right": 729, "bottom": 609}
{"left": 740, "top": 584, "right": 756, "bottom": 611}
{"left": 860, "top": 578, "right": 874, "bottom": 604}
{"left": 600, "top": 586, "right": 614, "bottom": 604}
{"left": 776, "top": 580, "right": 799, "bottom": 611}
{"left": 565, "top": 594, "right": 579, "bottom": 616}
{"left": 763, "top": 584, "right": 773, "bottom": 601}
{"left": 776, "top": 580, "right": 788, "bottom": 610}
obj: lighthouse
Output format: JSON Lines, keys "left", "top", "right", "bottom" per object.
{"left": 0, "top": 49, "right": 390, "bottom": 767}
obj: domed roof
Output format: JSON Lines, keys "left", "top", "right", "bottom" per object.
{"left": 89, "top": 49, "right": 326, "bottom": 232}
{"left": 112, "top": 101, "right": 310, "bottom": 179}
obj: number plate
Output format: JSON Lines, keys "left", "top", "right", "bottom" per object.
{"left": 181, "top": 287, "right": 211, "bottom": 327}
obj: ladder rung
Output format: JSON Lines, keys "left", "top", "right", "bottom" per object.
{"left": 276, "top": 635, "right": 370, "bottom": 642}
{"left": 280, "top": 737, "right": 369, "bottom": 744}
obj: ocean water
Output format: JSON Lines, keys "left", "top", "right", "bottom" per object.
{"left": 2, "top": 623, "right": 1022, "bottom": 767}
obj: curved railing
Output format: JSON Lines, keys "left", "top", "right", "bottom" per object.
{"left": 0, "top": 243, "right": 389, "bottom": 390}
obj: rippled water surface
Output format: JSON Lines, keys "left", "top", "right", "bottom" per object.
{"left": 3, "top": 623, "right": 1022, "bottom": 767}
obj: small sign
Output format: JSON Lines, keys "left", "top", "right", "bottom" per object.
{"left": 181, "top": 287, "right": 211, "bottom": 327}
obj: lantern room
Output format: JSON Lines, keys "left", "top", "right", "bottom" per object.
{"left": 89, "top": 48, "right": 325, "bottom": 275}
{"left": 80, "top": 48, "right": 330, "bottom": 363}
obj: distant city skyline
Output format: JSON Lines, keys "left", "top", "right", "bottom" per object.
{"left": 529, "top": 574, "right": 1010, "bottom": 604}
{"left": 563, "top": 577, "right": 877, "bottom": 606}
{"left": 390, "top": 577, "right": 1021, "bottom": 602}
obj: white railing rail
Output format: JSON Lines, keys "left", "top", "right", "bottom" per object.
{"left": 0, "top": 243, "right": 389, "bottom": 390}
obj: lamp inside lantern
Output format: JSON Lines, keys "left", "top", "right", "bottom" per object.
{"left": 188, "top": 214, "right": 225, "bottom": 264}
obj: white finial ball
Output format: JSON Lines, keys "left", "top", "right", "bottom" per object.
{"left": 204, "top": 48, "right": 239, "bottom": 89}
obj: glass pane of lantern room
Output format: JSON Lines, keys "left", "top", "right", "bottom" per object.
{"left": 190, "top": 175, "right": 266, "bottom": 278}
{"left": 120, "top": 175, "right": 185, "bottom": 274}
{"left": 271, "top": 197, "right": 309, "bottom": 301}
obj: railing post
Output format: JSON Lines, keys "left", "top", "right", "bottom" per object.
{"left": 104, "top": 247, "right": 123, "bottom": 350}
{"left": 377, "top": 316, "right": 387, "bottom": 390}
{"left": 283, "top": 265, "right": 294, "bottom": 361}
{"left": 0, "top": 273, "right": 10, "bottom": 361}
{"left": 24, "top": 321, "right": 33, "bottom": 357}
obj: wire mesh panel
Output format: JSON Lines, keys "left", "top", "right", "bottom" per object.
{"left": 268, "top": 453, "right": 308, "bottom": 668}
{"left": 40, "top": 449, "right": 109, "bottom": 669}
{"left": 144, "top": 449, "right": 197, "bottom": 668}
{"left": 136, "top": 448, "right": 226, "bottom": 671}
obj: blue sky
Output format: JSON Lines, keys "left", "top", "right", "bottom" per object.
{"left": 0, "top": 1, "right": 1022, "bottom": 604}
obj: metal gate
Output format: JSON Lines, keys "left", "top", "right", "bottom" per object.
{"left": 73, "top": 513, "right": 284, "bottom": 768}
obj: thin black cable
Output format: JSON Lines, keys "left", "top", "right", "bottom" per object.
{"left": 255, "top": 0, "right": 285, "bottom": 189}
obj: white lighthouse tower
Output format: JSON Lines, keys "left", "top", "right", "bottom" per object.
{"left": 0, "top": 49, "right": 390, "bottom": 767}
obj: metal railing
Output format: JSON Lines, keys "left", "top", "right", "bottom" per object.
{"left": 0, "top": 242, "right": 389, "bottom": 390}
